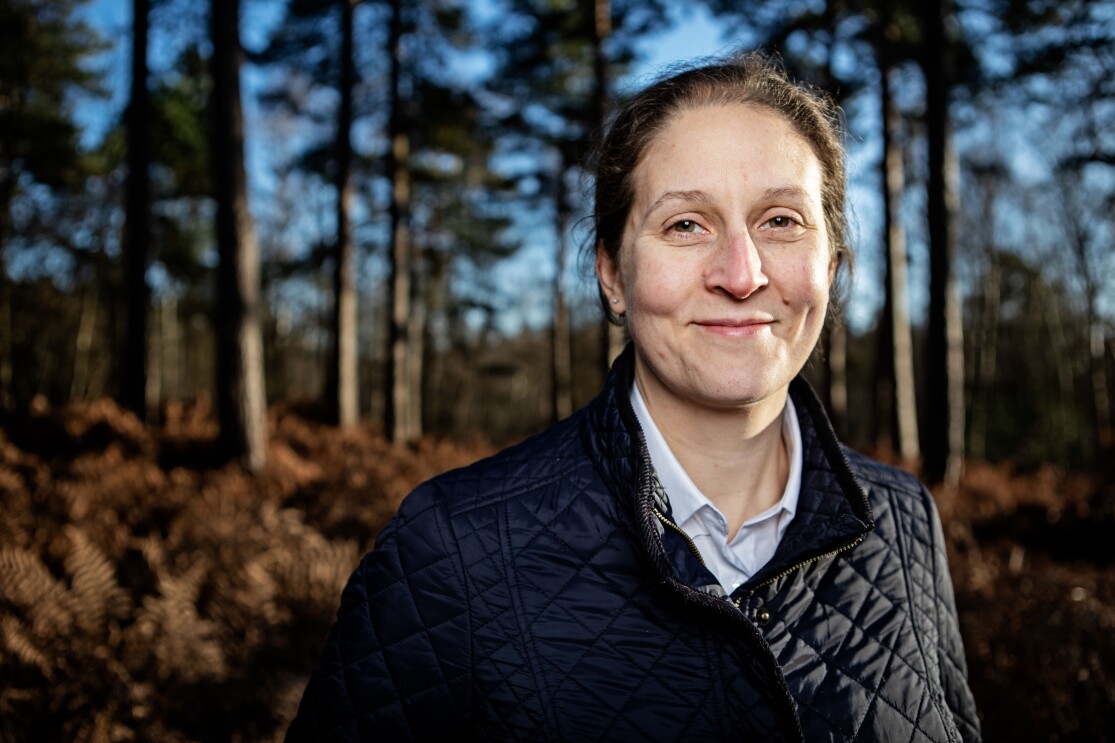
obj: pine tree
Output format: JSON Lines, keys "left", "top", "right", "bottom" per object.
{"left": 989, "top": 0, "right": 1115, "bottom": 456}
{"left": 211, "top": 0, "right": 267, "bottom": 470}
{"left": 486, "top": 0, "right": 665, "bottom": 421}
{"left": 0, "top": 0, "right": 105, "bottom": 409}
{"left": 256, "top": 0, "right": 367, "bottom": 428}
{"left": 919, "top": 0, "right": 964, "bottom": 487}
{"left": 123, "top": 0, "right": 152, "bottom": 421}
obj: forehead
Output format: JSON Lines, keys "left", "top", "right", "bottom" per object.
{"left": 632, "top": 103, "right": 823, "bottom": 202}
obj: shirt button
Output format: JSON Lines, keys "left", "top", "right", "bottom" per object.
{"left": 755, "top": 606, "right": 771, "bottom": 626}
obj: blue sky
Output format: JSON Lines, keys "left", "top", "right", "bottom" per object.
{"left": 56, "top": 0, "right": 1115, "bottom": 349}
{"left": 74, "top": 1, "right": 893, "bottom": 333}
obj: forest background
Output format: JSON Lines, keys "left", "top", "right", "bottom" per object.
{"left": 1, "top": 0, "right": 1113, "bottom": 740}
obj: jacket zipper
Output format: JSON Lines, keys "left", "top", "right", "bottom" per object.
{"left": 732, "top": 536, "right": 863, "bottom": 608}
{"left": 652, "top": 507, "right": 706, "bottom": 566}
{"left": 653, "top": 507, "right": 864, "bottom": 607}
{"left": 652, "top": 504, "right": 807, "bottom": 743}
{"left": 651, "top": 504, "right": 816, "bottom": 740}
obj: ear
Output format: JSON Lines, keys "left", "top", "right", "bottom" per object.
{"left": 595, "top": 242, "right": 626, "bottom": 314}
{"left": 827, "top": 242, "right": 844, "bottom": 285}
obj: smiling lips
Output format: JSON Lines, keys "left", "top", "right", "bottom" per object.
{"left": 694, "top": 316, "right": 775, "bottom": 337}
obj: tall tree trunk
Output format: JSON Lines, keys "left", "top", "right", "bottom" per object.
{"left": 1088, "top": 304, "right": 1112, "bottom": 449}
{"left": 407, "top": 258, "right": 425, "bottom": 438}
{"left": 146, "top": 291, "right": 161, "bottom": 415}
{"left": 969, "top": 255, "right": 999, "bottom": 461}
{"left": 1072, "top": 220, "right": 1111, "bottom": 454}
{"left": 1041, "top": 283, "right": 1075, "bottom": 448}
{"left": 0, "top": 166, "right": 15, "bottom": 408}
{"left": 211, "top": 0, "right": 267, "bottom": 471}
{"left": 593, "top": 0, "right": 624, "bottom": 369}
{"left": 877, "top": 60, "right": 920, "bottom": 462}
{"left": 920, "top": 0, "right": 964, "bottom": 487}
{"left": 123, "top": 0, "right": 150, "bottom": 420}
{"left": 1057, "top": 174, "right": 1111, "bottom": 455}
{"left": 328, "top": 0, "right": 359, "bottom": 428}
{"left": 0, "top": 260, "right": 10, "bottom": 410}
{"left": 814, "top": 1, "right": 844, "bottom": 427}
{"left": 552, "top": 162, "right": 572, "bottom": 422}
{"left": 385, "top": 0, "right": 416, "bottom": 443}
{"left": 71, "top": 283, "right": 99, "bottom": 400}
{"left": 162, "top": 292, "right": 180, "bottom": 402}
{"left": 823, "top": 321, "right": 848, "bottom": 439}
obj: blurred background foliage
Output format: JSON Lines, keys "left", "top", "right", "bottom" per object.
{"left": 1, "top": 0, "right": 1111, "bottom": 473}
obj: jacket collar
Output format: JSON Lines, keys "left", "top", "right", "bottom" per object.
{"left": 584, "top": 343, "right": 874, "bottom": 587}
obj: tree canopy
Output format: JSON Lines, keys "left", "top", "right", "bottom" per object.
{"left": 0, "top": 0, "right": 1111, "bottom": 471}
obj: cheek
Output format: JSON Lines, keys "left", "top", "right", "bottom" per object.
{"left": 804, "top": 268, "right": 833, "bottom": 330}
{"left": 625, "top": 253, "right": 687, "bottom": 314}
{"left": 784, "top": 255, "right": 832, "bottom": 306}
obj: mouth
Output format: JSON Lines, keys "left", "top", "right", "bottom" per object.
{"left": 694, "top": 316, "right": 775, "bottom": 337}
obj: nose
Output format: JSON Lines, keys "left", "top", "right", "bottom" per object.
{"left": 707, "top": 230, "right": 768, "bottom": 299}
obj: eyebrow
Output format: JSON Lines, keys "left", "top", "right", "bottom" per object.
{"left": 641, "top": 186, "right": 820, "bottom": 222}
{"left": 642, "top": 190, "right": 714, "bottom": 219}
{"left": 762, "top": 186, "right": 815, "bottom": 204}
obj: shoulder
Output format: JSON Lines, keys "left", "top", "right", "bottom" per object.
{"left": 387, "top": 404, "right": 626, "bottom": 582}
{"left": 418, "top": 408, "right": 593, "bottom": 516}
{"left": 290, "top": 465, "right": 475, "bottom": 738}
{"left": 373, "top": 403, "right": 606, "bottom": 572}
{"left": 842, "top": 448, "right": 925, "bottom": 498}
{"left": 841, "top": 448, "right": 939, "bottom": 545}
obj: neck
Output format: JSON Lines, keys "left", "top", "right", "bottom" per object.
{"left": 634, "top": 366, "right": 790, "bottom": 536}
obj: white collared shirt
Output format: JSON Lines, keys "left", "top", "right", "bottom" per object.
{"left": 631, "top": 381, "right": 803, "bottom": 593}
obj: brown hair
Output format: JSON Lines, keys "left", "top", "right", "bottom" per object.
{"left": 592, "top": 51, "right": 853, "bottom": 324}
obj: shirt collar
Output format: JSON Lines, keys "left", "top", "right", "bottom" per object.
{"left": 630, "top": 380, "right": 802, "bottom": 536}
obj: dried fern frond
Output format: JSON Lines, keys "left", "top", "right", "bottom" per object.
{"left": 0, "top": 464, "right": 23, "bottom": 497}
{"left": 119, "top": 552, "right": 228, "bottom": 684}
{"left": 61, "top": 398, "right": 153, "bottom": 459}
{"left": 63, "top": 526, "right": 132, "bottom": 634}
{"left": 65, "top": 698, "right": 130, "bottom": 743}
{"left": 0, "top": 398, "right": 493, "bottom": 742}
{"left": 1, "top": 613, "right": 51, "bottom": 676}
{"left": 136, "top": 534, "right": 166, "bottom": 574}
{"left": 0, "top": 548, "right": 77, "bottom": 637}
{"left": 0, "top": 482, "right": 29, "bottom": 548}
{"left": 242, "top": 555, "right": 282, "bottom": 625}
{"left": 269, "top": 530, "right": 358, "bottom": 611}
{"left": 266, "top": 441, "right": 325, "bottom": 499}
{"left": 128, "top": 591, "right": 228, "bottom": 685}
{"left": 155, "top": 559, "right": 207, "bottom": 608}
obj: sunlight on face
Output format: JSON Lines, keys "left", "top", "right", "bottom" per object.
{"left": 597, "top": 103, "right": 834, "bottom": 419}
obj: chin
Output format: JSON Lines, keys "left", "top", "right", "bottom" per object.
{"left": 693, "top": 367, "right": 789, "bottom": 409}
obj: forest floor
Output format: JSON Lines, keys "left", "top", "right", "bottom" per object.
{"left": 1, "top": 397, "right": 1113, "bottom": 742}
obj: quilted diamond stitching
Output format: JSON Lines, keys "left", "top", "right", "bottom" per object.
{"left": 296, "top": 486, "right": 476, "bottom": 739}
{"left": 766, "top": 484, "right": 958, "bottom": 741}
{"left": 495, "top": 483, "right": 715, "bottom": 737}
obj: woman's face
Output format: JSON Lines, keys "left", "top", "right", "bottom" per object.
{"left": 597, "top": 103, "right": 834, "bottom": 414}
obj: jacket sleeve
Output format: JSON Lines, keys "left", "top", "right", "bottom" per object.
{"left": 285, "top": 483, "right": 472, "bottom": 742}
{"left": 927, "top": 491, "right": 982, "bottom": 743}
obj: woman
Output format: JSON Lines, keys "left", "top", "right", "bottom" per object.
{"left": 287, "top": 52, "right": 981, "bottom": 742}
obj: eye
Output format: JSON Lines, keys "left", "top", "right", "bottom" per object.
{"left": 763, "top": 215, "right": 801, "bottom": 230}
{"left": 669, "top": 219, "right": 708, "bottom": 235}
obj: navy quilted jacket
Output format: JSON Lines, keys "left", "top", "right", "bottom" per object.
{"left": 288, "top": 347, "right": 981, "bottom": 742}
